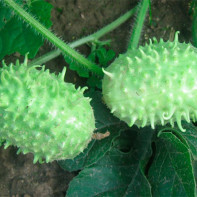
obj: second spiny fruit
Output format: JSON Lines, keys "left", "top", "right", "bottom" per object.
{"left": 102, "top": 32, "right": 197, "bottom": 131}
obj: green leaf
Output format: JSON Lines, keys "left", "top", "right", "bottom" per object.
{"left": 0, "top": 0, "right": 52, "bottom": 60}
{"left": 87, "top": 90, "right": 121, "bottom": 129}
{"left": 160, "top": 122, "right": 197, "bottom": 160}
{"left": 86, "top": 46, "right": 115, "bottom": 88}
{"left": 0, "top": 138, "right": 5, "bottom": 146}
{"left": 58, "top": 126, "right": 121, "bottom": 172}
{"left": 97, "top": 47, "right": 115, "bottom": 67}
{"left": 148, "top": 131, "right": 196, "bottom": 197}
{"left": 65, "top": 55, "right": 90, "bottom": 77}
{"left": 176, "top": 122, "right": 197, "bottom": 159}
{"left": 193, "top": 160, "right": 197, "bottom": 184}
{"left": 0, "top": 2, "right": 13, "bottom": 29}
{"left": 58, "top": 91, "right": 125, "bottom": 172}
{"left": 29, "top": 1, "right": 52, "bottom": 28}
{"left": 66, "top": 127, "right": 154, "bottom": 197}
{"left": 86, "top": 74, "right": 102, "bottom": 89}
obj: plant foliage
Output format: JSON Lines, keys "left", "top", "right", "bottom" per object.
{"left": 1, "top": 0, "right": 197, "bottom": 197}
{"left": 0, "top": 0, "right": 52, "bottom": 59}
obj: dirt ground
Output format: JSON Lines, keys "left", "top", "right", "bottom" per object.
{"left": 0, "top": 0, "right": 192, "bottom": 196}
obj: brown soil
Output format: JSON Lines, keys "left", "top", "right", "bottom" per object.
{"left": 0, "top": 0, "right": 192, "bottom": 196}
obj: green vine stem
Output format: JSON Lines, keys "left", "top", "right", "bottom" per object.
{"left": 4, "top": 0, "right": 103, "bottom": 76}
{"left": 148, "top": 0, "right": 152, "bottom": 25}
{"left": 192, "top": 16, "right": 197, "bottom": 47}
{"left": 28, "top": 7, "right": 137, "bottom": 66}
{"left": 192, "top": 1, "right": 197, "bottom": 47}
{"left": 128, "top": 0, "right": 149, "bottom": 50}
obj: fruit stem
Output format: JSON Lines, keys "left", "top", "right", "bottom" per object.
{"left": 28, "top": 7, "right": 137, "bottom": 66}
{"left": 4, "top": 0, "right": 103, "bottom": 76}
{"left": 128, "top": 0, "right": 150, "bottom": 50}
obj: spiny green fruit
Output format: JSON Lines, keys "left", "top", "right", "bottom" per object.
{"left": 102, "top": 32, "right": 197, "bottom": 132}
{"left": 0, "top": 57, "right": 95, "bottom": 163}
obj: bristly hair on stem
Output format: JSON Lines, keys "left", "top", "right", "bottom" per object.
{"left": 3, "top": 0, "right": 103, "bottom": 77}
{"left": 29, "top": 7, "right": 137, "bottom": 67}
{"left": 128, "top": 0, "right": 150, "bottom": 50}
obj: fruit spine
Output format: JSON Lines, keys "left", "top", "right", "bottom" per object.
{"left": 102, "top": 32, "right": 197, "bottom": 132}
{"left": 0, "top": 56, "right": 95, "bottom": 163}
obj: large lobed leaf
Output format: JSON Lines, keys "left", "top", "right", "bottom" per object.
{"left": 65, "top": 121, "right": 197, "bottom": 197}
{"left": 66, "top": 127, "right": 154, "bottom": 197}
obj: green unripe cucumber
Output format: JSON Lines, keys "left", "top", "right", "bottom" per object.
{"left": 102, "top": 32, "right": 197, "bottom": 132}
{"left": 0, "top": 57, "right": 95, "bottom": 163}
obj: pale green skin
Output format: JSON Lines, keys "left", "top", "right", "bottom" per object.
{"left": 0, "top": 58, "right": 95, "bottom": 163}
{"left": 102, "top": 34, "right": 197, "bottom": 132}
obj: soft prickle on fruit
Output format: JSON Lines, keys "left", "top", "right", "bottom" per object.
{"left": 102, "top": 32, "right": 197, "bottom": 132}
{"left": 0, "top": 56, "right": 95, "bottom": 163}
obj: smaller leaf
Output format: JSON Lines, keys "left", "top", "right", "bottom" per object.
{"left": 97, "top": 47, "right": 115, "bottom": 66}
{"left": 177, "top": 122, "right": 197, "bottom": 159}
{"left": 160, "top": 122, "right": 197, "bottom": 160}
{"left": 149, "top": 131, "right": 196, "bottom": 197}
{"left": 66, "top": 127, "right": 154, "bottom": 197}
{"left": 64, "top": 55, "right": 89, "bottom": 78}
{"left": 87, "top": 50, "right": 96, "bottom": 63}
{"left": 86, "top": 45, "right": 115, "bottom": 88}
